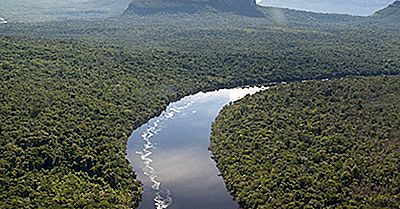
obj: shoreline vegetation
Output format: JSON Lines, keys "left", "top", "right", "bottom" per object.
{"left": 1, "top": 1, "right": 400, "bottom": 208}
{"left": 210, "top": 75, "right": 400, "bottom": 208}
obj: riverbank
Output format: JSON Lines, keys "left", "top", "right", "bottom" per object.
{"left": 127, "top": 87, "right": 266, "bottom": 209}
{"left": 210, "top": 75, "right": 400, "bottom": 208}
{"left": 2, "top": 10, "right": 400, "bottom": 207}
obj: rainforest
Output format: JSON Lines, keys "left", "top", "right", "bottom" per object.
{"left": 211, "top": 76, "right": 400, "bottom": 208}
{"left": 0, "top": 0, "right": 399, "bottom": 208}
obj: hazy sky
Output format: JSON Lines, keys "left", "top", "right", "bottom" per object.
{"left": 259, "top": 0, "right": 396, "bottom": 16}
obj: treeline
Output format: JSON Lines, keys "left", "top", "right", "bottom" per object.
{"left": 0, "top": 36, "right": 224, "bottom": 208}
{"left": 1, "top": 9, "right": 400, "bottom": 208}
{"left": 211, "top": 76, "right": 400, "bottom": 208}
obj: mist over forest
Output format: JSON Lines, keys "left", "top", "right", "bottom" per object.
{"left": 260, "top": 0, "right": 395, "bottom": 16}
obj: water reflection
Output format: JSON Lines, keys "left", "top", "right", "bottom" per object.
{"left": 127, "top": 86, "right": 266, "bottom": 209}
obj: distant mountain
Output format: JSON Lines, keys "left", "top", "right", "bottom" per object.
{"left": 124, "top": 0, "right": 212, "bottom": 15}
{"left": 0, "top": 0, "right": 132, "bottom": 22}
{"left": 256, "top": 1, "right": 399, "bottom": 28}
{"left": 124, "top": 0, "right": 264, "bottom": 17}
{"left": 372, "top": 0, "right": 400, "bottom": 20}
{"left": 259, "top": 0, "right": 395, "bottom": 16}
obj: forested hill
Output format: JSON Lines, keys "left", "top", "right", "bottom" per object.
{"left": 124, "top": 0, "right": 264, "bottom": 17}
{"left": 211, "top": 76, "right": 400, "bottom": 208}
{"left": 372, "top": 0, "right": 400, "bottom": 21}
{"left": 122, "top": 0, "right": 400, "bottom": 27}
{"left": 258, "top": 1, "right": 400, "bottom": 27}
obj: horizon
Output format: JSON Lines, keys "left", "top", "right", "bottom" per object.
{"left": 0, "top": 0, "right": 397, "bottom": 22}
{"left": 259, "top": 0, "right": 396, "bottom": 16}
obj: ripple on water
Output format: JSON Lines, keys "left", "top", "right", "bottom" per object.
{"left": 136, "top": 99, "right": 195, "bottom": 209}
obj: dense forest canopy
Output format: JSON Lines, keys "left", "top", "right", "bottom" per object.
{"left": 0, "top": 1, "right": 400, "bottom": 208}
{"left": 211, "top": 76, "right": 400, "bottom": 208}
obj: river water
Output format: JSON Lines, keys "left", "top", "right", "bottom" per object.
{"left": 127, "top": 86, "right": 266, "bottom": 209}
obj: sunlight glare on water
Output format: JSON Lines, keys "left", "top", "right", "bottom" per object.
{"left": 127, "top": 86, "right": 267, "bottom": 209}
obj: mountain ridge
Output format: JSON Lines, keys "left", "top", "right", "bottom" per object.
{"left": 372, "top": 0, "right": 400, "bottom": 20}
{"left": 124, "top": 0, "right": 264, "bottom": 17}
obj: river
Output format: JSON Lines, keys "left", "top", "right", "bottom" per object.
{"left": 127, "top": 86, "right": 267, "bottom": 209}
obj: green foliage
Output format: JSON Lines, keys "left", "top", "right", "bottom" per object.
{"left": 211, "top": 76, "right": 400, "bottom": 208}
{"left": 1, "top": 6, "right": 400, "bottom": 208}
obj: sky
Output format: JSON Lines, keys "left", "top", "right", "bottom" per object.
{"left": 259, "top": 0, "right": 396, "bottom": 16}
